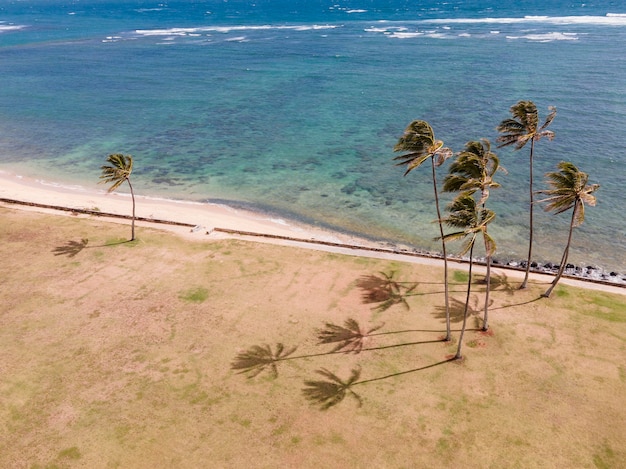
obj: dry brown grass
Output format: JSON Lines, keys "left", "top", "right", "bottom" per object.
{"left": 1, "top": 206, "right": 625, "bottom": 469}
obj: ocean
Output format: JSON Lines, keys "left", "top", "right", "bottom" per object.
{"left": 1, "top": 0, "right": 625, "bottom": 273}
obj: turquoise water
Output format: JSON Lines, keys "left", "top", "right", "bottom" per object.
{"left": 0, "top": 1, "right": 625, "bottom": 272}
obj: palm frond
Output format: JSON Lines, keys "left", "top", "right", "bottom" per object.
{"left": 231, "top": 343, "right": 298, "bottom": 379}
{"left": 482, "top": 231, "right": 497, "bottom": 256}
{"left": 302, "top": 367, "right": 363, "bottom": 410}
{"left": 316, "top": 318, "right": 384, "bottom": 353}
{"left": 539, "top": 105, "right": 557, "bottom": 132}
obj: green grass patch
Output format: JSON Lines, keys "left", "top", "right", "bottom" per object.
{"left": 576, "top": 292, "right": 626, "bottom": 322}
{"left": 453, "top": 270, "right": 469, "bottom": 283}
{"left": 178, "top": 286, "right": 209, "bottom": 303}
{"left": 57, "top": 446, "right": 81, "bottom": 460}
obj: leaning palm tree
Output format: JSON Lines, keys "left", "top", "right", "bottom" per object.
{"left": 443, "top": 139, "right": 503, "bottom": 331}
{"left": 393, "top": 120, "right": 453, "bottom": 341}
{"left": 440, "top": 193, "right": 496, "bottom": 359}
{"left": 536, "top": 161, "right": 599, "bottom": 298}
{"left": 99, "top": 153, "right": 137, "bottom": 241}
{"left": 497, "top": 101, "right": 556, "bottom": 289}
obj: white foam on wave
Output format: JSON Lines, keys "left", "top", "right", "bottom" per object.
{"left": 421, "top": 15, "right": 626, "bottom": 26}
{"left": 388, "top": 31, "right": 424, "bottom": 39}
{"left": 506, "top": 32, "right": 579, "bottom": 42}
{"left": 134, "top": 24, "right": 337, "bottom": 37}
{"left": 346, "top": 10, "right": 367, "bottom": 14}
{"left": 0, "top": 24, "right": 26, "bottom": 33}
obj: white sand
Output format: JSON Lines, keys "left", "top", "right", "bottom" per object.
{"left": 1, "top": 170, "right": 624, "bottom": 296}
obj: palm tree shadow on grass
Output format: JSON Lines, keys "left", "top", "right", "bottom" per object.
{"left": 232, "top": 318, "right": 454, "bottom": 409}
{"left": 303, "top": 358, "right": 455, "bottom": 410}
{"left": 231, "top": 343, "right": 298, "bottom": 379}
{"left": 476, "top": 271, "right": 516, "bottom": 295}
{"left": 52, "top": 238, "right": 89, "bottom": 258}
{"left": 52, "top": 238, "right": 134, "bottom": 257}
{"left": 356, "top": 271, "right": 418, "bottom": 312}
{"left": 433, "top": 295, "right": 481, "bottom": 324}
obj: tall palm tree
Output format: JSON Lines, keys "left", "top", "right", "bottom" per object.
{"left": 443, "top": 139, "right": 503, "bottom": 331}
{"left": 440, "top": 193, "right": 496, "bottom": 359}
{"left": 393, "top": 120, "right": 453, "bottom": 341}
{"left": 537, "top": 161, "right": 599, "bottom": 298}
{"left": 99, "top": 153, "right": 136, "bottom": 241}
{"left": 496, "top": 101, "right": 556, "bottom": 289}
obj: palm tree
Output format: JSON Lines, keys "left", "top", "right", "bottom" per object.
{"left": 443, "top": 139, "right": 503, "bottom": 331}
{"left": 99, "top": 153, "right": 137, "bottom": 241}
{"left": 393, "top": 120, "right": 454, "bottom": 341}
{"left": 440, "top": 193, "right": 496, "bottom": 359}
{"left": 537, "top": 161, "right": 599, "bottom": 298}
{"left": 496, "top": 101, "right": 556, "bottom": 289}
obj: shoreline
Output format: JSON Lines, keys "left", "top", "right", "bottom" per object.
{"left": 1, "top": 170, "right": 624, "bottom": 295}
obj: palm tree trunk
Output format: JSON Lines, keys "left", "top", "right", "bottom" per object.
{"left": 455, "top": 243, "right": 474, "bottom": 360}
{"left": 483, "top": 241, "right": 491, "bottom": 332}
{"left": 542, "top": 201, "right": 577, "bottom": 298}
{"left": 520, "top": 140, "right": 535, "bottom": 289}
{"left": 127, "top": 178, "right": 136, "bottom": 241}
{"left": 431, "top": 159, "right": 451, "bottom": 342}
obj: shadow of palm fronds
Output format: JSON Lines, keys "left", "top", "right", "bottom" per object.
{"left": 316, "top": 318, "right": 384, "bottom": 354}
{"left": 231, "top": 343, "right": 297, "bottom": 379}
{"left": 476, "top": 271, "right": 516, "bottom": 294}
{"left": 357, "top": 271, "right": 418, "bottom": 312}
{"left": 433, "top": 295, "right": 480, "bottom": 324}
{"left": 302, "top": 367, "right": 362, "bottom": 410}
{"left": 52, "top": 238, "right": 89, "bottom": 257}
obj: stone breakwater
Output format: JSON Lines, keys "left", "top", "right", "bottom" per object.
{"left": 487, "top": 258, "right": 625, "bottom": 286}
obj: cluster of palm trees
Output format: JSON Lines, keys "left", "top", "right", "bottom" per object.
{"left": 394, "top": 100, "right": 599, "bottom": 358}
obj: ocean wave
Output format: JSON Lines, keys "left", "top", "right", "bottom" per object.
{"left": 134, "top": 24, "right": 338, "bottom": 37}
{"left": 0, "top": 24, "right": 26, "bottom": 33}
{"left": 506, "top": 32, "right": 579, "bottom": 42}
{"left": 388, "top": 31, "right": 424, "bottom": 39}
{"left": 420, "top": 14, "right": 626, "bottom": 26}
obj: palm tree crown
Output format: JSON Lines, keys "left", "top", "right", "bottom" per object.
{"left": 393, "top": 120, "right": 453, "bottom": 174}
{"left": 440, "top": 193, "right": 496, "bottom": 258}
{"left": 496, "top": 101, "right": 556, "bottom": 149}
{"left": 100, "top": 153, "right": 133, "bottom": 192}
{"left": 537, "top": 161, "right": 599, "bottom": 226}
{"left": 443, "top": 139, "right": 503, "bottom": 206}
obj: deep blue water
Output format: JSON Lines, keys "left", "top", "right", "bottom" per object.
{"left": 1, "top": 1, "right": 625, "bottom": 272}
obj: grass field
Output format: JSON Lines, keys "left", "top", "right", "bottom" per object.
{"left": 1, "top": 206, "right": 625, "bottom": 468}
